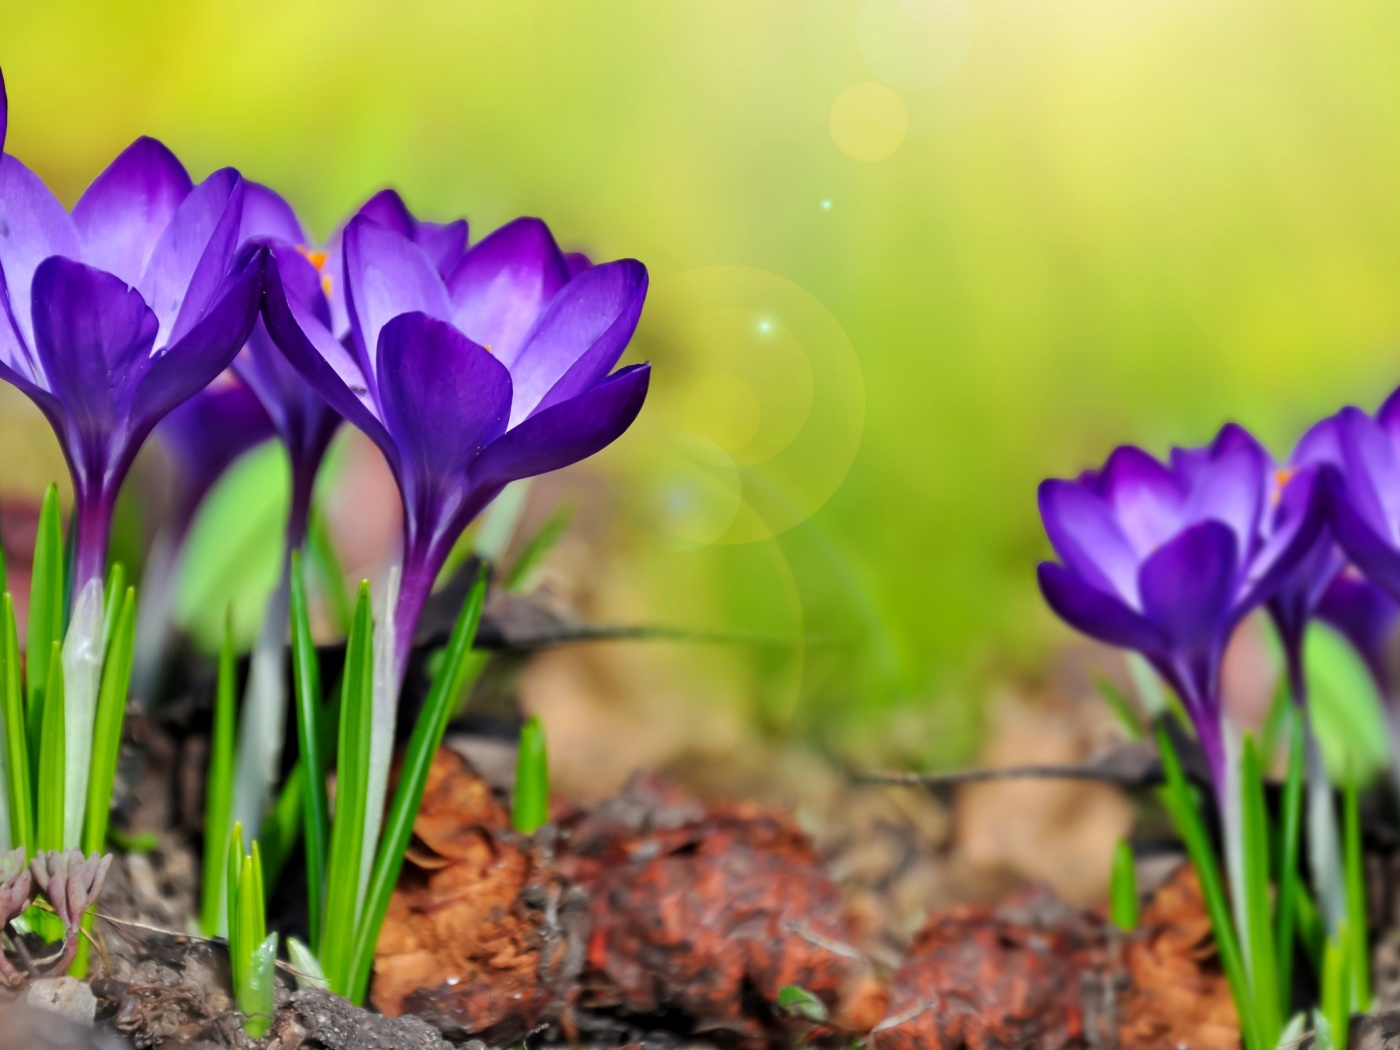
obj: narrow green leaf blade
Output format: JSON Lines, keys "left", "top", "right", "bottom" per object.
{"left": 505, "top": 507, "right": 570, "bottom": 593}
{"left": 1241, "top": 734, "right": 1280, "bottom": 1046}
{"left": 1276, "top": 711, "right": 1305, "bottom": 1012}
{"left": 26, "top": 484, "right": 64, "bottom": 759}
{"left": 35, "top": 641, "right": 65, "bottom": 854}
{"left": 289, "top": 551, "right": 328, "bottom": 952}
{"left": 322, "top": 581, "right": 374, "bottom": 995}
{"left": 1093, "top": 675, "right": 1144, "bottom": 741}
{"left": 1109, "top": 838, "right": 1139, "bottom": 932}
{"left": 199, "top": 612, "right": 238, "bottom": 938}
{"left": 346, "top": 571, "right": 486, "bottom": 1006}
{"left": 1343, "top": 771, "right": 1371, "bottom": 1013}
{"left": 0, "top": 595, "right": 32, "bottom": 855}
{"left": 83, "top": 586, "right": 135, "bottom": 855}
{"left": 511, "top": 715, "right": 550, "bottom": 834}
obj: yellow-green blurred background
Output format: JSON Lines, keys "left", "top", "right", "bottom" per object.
{"left": 6, "top": 0, "right": 1400, "bottom": 776}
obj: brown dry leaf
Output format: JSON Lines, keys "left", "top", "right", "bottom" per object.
{"left": 1118, "top": 863, "right": 1239, "bottom": 1050}
{"left": 372, "top": 750, "right": 569, "bottom": 1045}
{"left": 569, "top": 774, "right": 887, "bottom": 1046}
{"left": 870, "top": 885, "right": 1106, "bottom": 1050}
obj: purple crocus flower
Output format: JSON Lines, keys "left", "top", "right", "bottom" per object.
{"left": 264, "top": 212, "right": 651, "bottom": 679}
{"left": 1038, "top": 423, "right": 1326, "bottom": 789}
{"left": 1315, "top": 391, "right": 1400, "bottom": 604}
{"left": 0, "top": 91, "right": 262, "bottom": 595}
{"left": 1264, "top": 417, "right": 1348, "bottom": 697}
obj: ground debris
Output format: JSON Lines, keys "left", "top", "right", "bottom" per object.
{"left": 372, "top": 750, "right": 583, "bottom": 1045}
{"left": 374, "top": 759, "right": 885, "bottom": 1047}
{"left": 565, "top": 773, "right": 887, "bottom": 1046}
{"left": 869, "top": 883, "right": 1107, "bottom": 1050}
{"left": 1116, "top": 863, "right": 1238, "bottom": 1050}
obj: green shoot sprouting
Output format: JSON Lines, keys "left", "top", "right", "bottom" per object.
{"left": 511, "top": 715, "right": 550, "bottom": 834}
{"left": 227, "top": 825, "right": 276, "bottom": 1038}
{"left": 1109, "top": 838, "right": 1139, "bottom": 932}
{"left": 199, "top": 611, "right": 238, "bottom": 938}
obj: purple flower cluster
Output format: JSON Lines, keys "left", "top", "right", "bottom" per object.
{"left": 1038, "top": 399, "right": 1400, "bottom": 792}
{"left": 0, "top": 69, "right": 650, "bottom": 678}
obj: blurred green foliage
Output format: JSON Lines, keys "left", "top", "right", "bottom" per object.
{"left": 7, "top": 0, "right": 1400, "bottom": 767}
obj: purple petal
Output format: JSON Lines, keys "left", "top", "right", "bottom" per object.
{"left": 1317, "top": 571, "right": 1400, "bottom": 695}
{"left": 1, "top": 67, "right": 7, "bottom": 154}
{"left": 564, "top": 252, "right": 592, "bottom": 278}
{"left": 72, "top": 138, "right": 192, "bottom": 287}
{"left": 1330, "top": 471, "right": 1400, "bottom": 602}
{"left": 355, "top": 189, "right": 416, "bottom": 239}
{"left": 1037, "top": 479, "right": 1139, "bottom": 605}
{"left": 376, "top": 312, "right": 512, "bottom": 524}
{"left": 446, "top": 218, "right": 570, "bottom": 364}
{"left": 341, "top": 216, "right": 452, "bottom": 380}
{"left": 415, "top": 219, "right": 468, "bottom": 277}
{"left": 1037, "top": 561, "right": 1167, "bottom": 655}
{"left": 1095, "top": 445, "right": 1185, "bottom": 556}
{"left": 0, "top": 155, "right": 81, "bottom": 346}
{"left": 1138, "top": 521, "right": 1239, "bottom": 653}
{"left": 1180, "top": 424, "right": 1267, "bottom": 555}
{"left": 1336, "top": 406, "right": 1400, "bottom": 545}
{"left": 510, "top": 259, "right": 649, "bottom": 427}
{"left": 236, "top": 321, "right": 341, "bottom": 470}
{"left": 240, "top": 182, "right": 305, "bottom": 245}
{"left": 262, "top": 244, "right": 391, "bottom": 452}
{"left": 1244, "top": 464, "right": 1331, "bottom": 612}
{"left": 469, "top": 363, "right": 650, "bottom": 499}
{"left": 1292, "top": 414, "right": 1345, "bottom": 470}
{"left": 0, "top": 258, "right": 37, "bottom": 380}
{"left": 138, "top": 168, "right": 245, "bottom": 348}
{"left": 127, "top": 247, "right": 263, "bottom": 447}
{"left": 31, "top": 258, "right": 159, "bottom": 445}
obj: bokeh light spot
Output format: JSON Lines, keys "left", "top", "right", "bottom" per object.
{"left": 829, "top": 82, "right": 908, "bottom": 162}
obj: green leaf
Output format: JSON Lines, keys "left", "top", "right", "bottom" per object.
{"left": 1093, "top": 675, "right": 1144, "bottom": 742}
{"left": 511, "top": 715, "right": 550, "bottom": 834}
{"left": 777, "top": 984, "right": 829, "bottom": 1023}
{"left": 1320, "top": 924, "right": 1351, "bottom": 1050}
{"left": 242, "top": 932, "right": 277, "bottom": 1039}
{"left": 83, "top": 586, "right": 135, "bottom": 856}
{"left": 345, "top": 571, "right": 486, "bottom": 1006}
{"left": 1109, "top": 838, "right": 1139, "bottom": 932}
{"left": 227, "top": 824, "right": 246, "bottom": 990}
{"left": 101, "top": 563, "right": 125, "bottom": 657}
{"left": 1305, "top": 624, "right": 1390, "bottom": 786}
{"left": 177, "top": 444, "right": 286, "bottom": 651}
{"left": 289, "top": 551, "right": 328, "bottom": 953}
{"left": 0, "top": 595, "right": 32, "bottom": 855}
{"left": 1343, "top": 771, "right": 1371, "bottom": 1014}
{"left": 26, "top": 485, "right": 64, "bottom": 760}
{"left": 1156, "top": 725, "right": 1263, "bottom": 1050}
{"left": 505, "top": 507, "right": 571, "bottom": 593}
{"left": 286, "top": 935, "right": 329, "bottom": 991}
{"left": 199, "top": 612, "right": 238, "bottom": 938}
{"left": 322, "top": 581, "right": 374, "bottom": 995}
{"left": 36, "top": 641, "right": 64, "bottom": 854}
{"left": 1241, "top": 734, "right": 1280, "bottom": 1046}
{"left": 1276, "top": 711, "right": 1305, "bottom": 1010}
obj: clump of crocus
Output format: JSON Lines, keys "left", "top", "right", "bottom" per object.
{"left": 1037, "top": 423, "right": 1327, "bottom": 793}
{"left": 28, "top": 850, "right": 111, "bottom": 975}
